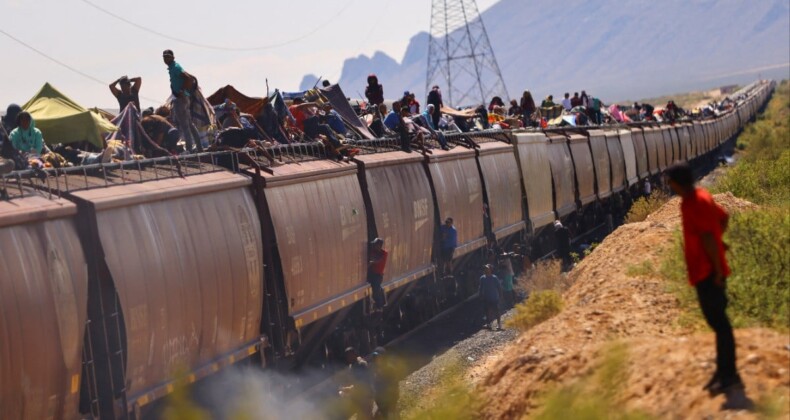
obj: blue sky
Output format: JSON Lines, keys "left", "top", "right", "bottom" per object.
{"left": 0, "top": 0, "right": 498, "bottom": 108}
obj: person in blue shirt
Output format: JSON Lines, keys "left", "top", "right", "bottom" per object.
{"left": 439, "top": 217, "right": 458, "bottom": 276}
{"left": 322, "top": 104, "right": 347, "bottom": 136}
{"left": 479, "top": 264, "right": 502, "bottom": 330}
{"left": 163, "top": 49, "right": 202, "bottom": 152}
{"left": 383, "top": 101, "right": 401, "bottom": 131}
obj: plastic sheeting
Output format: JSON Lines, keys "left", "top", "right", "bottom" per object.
{"left": 22, "top": 83, "right": 118, "bottom": 147}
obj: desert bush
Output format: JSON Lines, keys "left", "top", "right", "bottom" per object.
{"left": 515, "top": 259, "right": 572, "bottom": 297}
{"left": 505, "top": 290, "right": 563, "bottom": 331}
{"left": 625, "top": 190, "right": 669, "bottom": 223}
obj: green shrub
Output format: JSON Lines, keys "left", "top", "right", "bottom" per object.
{"left": 506, "top": 290, "right": 563, "bottom": 331}
{"left": 625, "top": 190, "right": 669, "bottom": 223}
{"left": 659, "top": 209, "right": 790, "bottom": 330}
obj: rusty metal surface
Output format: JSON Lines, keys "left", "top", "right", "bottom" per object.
{"left": 567, "top": 134, "right": 596, "bottom": 205}
{"left": 0, "top": 204, "right": 87, "bottom": 419}
{"left": 72, "top": 172, "right": 263, "bottom": 399}
{"left": 604, "top": 130, "right": 627, "bottom": 193}
{"left": 660, "top": 127, "right": 674, "bottom": 166}
{"left": 261, "top": 160, "right": 368, "bottom": 326}
{"left": 642, "top": 127, "right": 661, "bottom": 175}
{"left": 355, "top": 152, "right": 435, "bottom": 289}
{"left": 678, "top": 124, "right": 692, "bottom": 162}
{"left": 668, "top": 126, "right": 681, "bottom": 164}
{"left": 427, "top": 147, "right": 486, "bottom": 256}
{"left": 629, "top": 128, "right": 650, "bottom": 179}
{"left": 652, "top": 127, "right": 669, "bottom": 171}
{"left": 512, "top": 132, "right": 555, "bottom": 229}
{"left": 617, "top": 129, "right": 639, "bottom": 186}
{"left": 476, "top": 142, "right": 526, "bottom": 239}
{"left": 588, "top": 129, "right": 612, "bottom": 199}
{"left": 545, "top": 134, "right": 577, "bottom": 217}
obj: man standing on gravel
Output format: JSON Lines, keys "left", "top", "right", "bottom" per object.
{"left": 665, "top": 163, "right": 742, "bottom": 395}
{"left": 479, "top": 264, "right": 502, "bottom": 330}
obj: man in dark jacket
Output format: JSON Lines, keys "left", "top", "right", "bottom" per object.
{"left": 426, "top": 85, "right": 443, "bottom": 129}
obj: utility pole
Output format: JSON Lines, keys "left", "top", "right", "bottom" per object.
{"left": 426, "top": 0, "right": 508, "bottom": 108}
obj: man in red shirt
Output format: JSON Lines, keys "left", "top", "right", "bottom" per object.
{"left": 666, "top": 163, "right": 741, "bottom": 395}
{"left": 368, "top": 238, "right": 388, "bottom": 309}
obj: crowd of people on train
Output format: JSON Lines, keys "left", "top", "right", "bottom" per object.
{"left": 0, "top": 49, "right": 746, "bottom": 175}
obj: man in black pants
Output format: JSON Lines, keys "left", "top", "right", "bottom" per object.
{"left": 666, "top": 163, "right": 742, "bottom": 395}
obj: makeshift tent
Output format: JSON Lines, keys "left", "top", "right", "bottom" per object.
{"left": 320, "top": 84, "right": 375, "bottom": 140}
{"left": 22, "top": 83, "right": 118, "bottom": 147}
{"left": 207, "top": 85, "right": 268, "bottom": 117}
{"left": 106, "top": 103, "right": 165, "bottom": 157}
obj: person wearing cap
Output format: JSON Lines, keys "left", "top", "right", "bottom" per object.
{"left": 370, "top": 346, "right": 400, "bottom": 419}
{"left": 367, "top": 238, "right": 388, "bottom": 309}
{"left": 479, "top": 264, "right": 502, "bottom": 330}
{"left": 162, "top": 49, "right": 202, "bottom": 152}
{"left": 109, "top": 75, "right": 141, "bottom": 111}
{"left": 439, "top": 217, "right": 458, "bottom": 276}
{"left": 665, "top": 162, "right": 742, "bottom": 395}
{"left": 554, "top": 220, "right": 571, "bottom": 270}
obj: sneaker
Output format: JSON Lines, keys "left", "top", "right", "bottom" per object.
{"left": 708, "top": 375, "right": 743, "bottom": 396}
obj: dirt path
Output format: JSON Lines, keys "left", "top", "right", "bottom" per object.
{"left": 474, "top": 194, "right": 789, "bottom": 419}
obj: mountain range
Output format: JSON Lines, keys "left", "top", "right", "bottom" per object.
{"left": 300, "top": 0, "right": 790, "bottom": 105}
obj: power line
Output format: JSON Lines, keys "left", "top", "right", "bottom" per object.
{"left": 79, "top": 0, "right": 356, "bottom": 52}
{"left": 0, "top": 29, "right": 161, "bottom": 103}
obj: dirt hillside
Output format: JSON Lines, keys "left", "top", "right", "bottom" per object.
{"left": 476, "top": 193, "right": 788, "bottom": 419}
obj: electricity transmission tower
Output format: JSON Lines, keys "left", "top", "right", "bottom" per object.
{"left": 426, "top": 0, "right": 508, "bottom": 108}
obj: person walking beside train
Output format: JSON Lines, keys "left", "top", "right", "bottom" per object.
{"left": 554, "top": 220, "right": 572, "bottom": 271}
{"left": 439, "top": 217, "right": 458, "bottom": 277}
{"left": 479, "top": 264, "right": 502, "bottom": 330}
{"left": 665, "top": 163, "right": 743, "bottom": 395}
{"left": 338, "top": 347, "right": 375, "bottom": 420}
{"left": 368, "top": 238, "right": 388, "bottom": 310}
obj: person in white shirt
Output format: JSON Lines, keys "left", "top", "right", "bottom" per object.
{"left": 562, "top": 92, "right": 572, "bottom": 111}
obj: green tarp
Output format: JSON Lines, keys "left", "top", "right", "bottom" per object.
{"left": 22, "top": 83, "right": 117, "bottom": 147}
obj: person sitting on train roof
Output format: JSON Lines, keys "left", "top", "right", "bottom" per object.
{"left": 322, "top": 103, "right": 348, "bottom": 137}
{"left": 408, "top": 92, "right": 421, "bottom": 115}
{"left": 8, "top": 112, "right": 46, "bottom": 169}
{"left": 256, "top": 102, "right": 290, "bottom": 145}
{"left": 541, "top": 95, "right": 555, "bottom": 108}
{"left": 141, "top": 110, "right": 180, "bottom": 154}
{"left": 520, "top": 90, "right": 537, "bottom": 125}
{"left": 288, "top": 97, "right": 342, "bottom": 149}
{"left": 488, "top": 96, "right": 505, "bottom": 112}
{"left": 426, "top": 85, "right": 443, "bottom": 129}
{"left": 439, "top": 217, "right": 458, "bottom": 276}
{"left": 508, "top": 99, "right": 522, "bottom": 118}
{"left": 383, "top": 101, "right": 401, "bottom": 131}
{"left": 109, "top": 75, "right": 141, "bottom": 112}
{"left": 562, "top": 93, "right": 572, "bottom": 111}
{"left": 367, "top": 238, "right": 388, "bottom": 310}
{"left": 396, "top": 106, "right": 425, "bottom": 152}
{"left": 412, "top": 109, "right": 450, "bottom": 150}
{"left": 368, "top": 103, "right": 390, "bottom": 138}
{"left": 570, "top": 92, "right": 582, "bottom": 108}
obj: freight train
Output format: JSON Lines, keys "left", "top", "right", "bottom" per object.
{"left": 0, "top": 80, "right": 774, "bottom": 419}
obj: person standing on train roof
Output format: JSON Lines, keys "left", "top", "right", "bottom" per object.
{"left": 365, "top": 74, "right": 384, "bottom": 107}
{"left": 426, "top": 85, "right": 443, "bottom": 129}
{"left": 479, "top": 264, "right": 502, "bottom": 330}
{"left": 571, "top": 92, "right": 582, "bottom": 108}
{"left": 439, "top": 217, "right": 458, "bottom": 276}
{"left": 162, "top": 49, "right": 202, "bottom": 153}
{"left": 109, "top": 75, "right": 141, "bottom": 112}
{"left": 665, "top": 163, "right": 743, "bottom": 396}
{"left": 368, "top": 238, "right": 388, "bottom": 309}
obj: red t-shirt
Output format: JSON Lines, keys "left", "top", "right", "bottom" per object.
{"left": 369, "top": 249, "right": 388, "bottom": 275}
{"left": 680, "top": 187, "right": 730, "bottom": 285}
{"left": 289, "top": 105, "right": 307, "bottom": 131}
